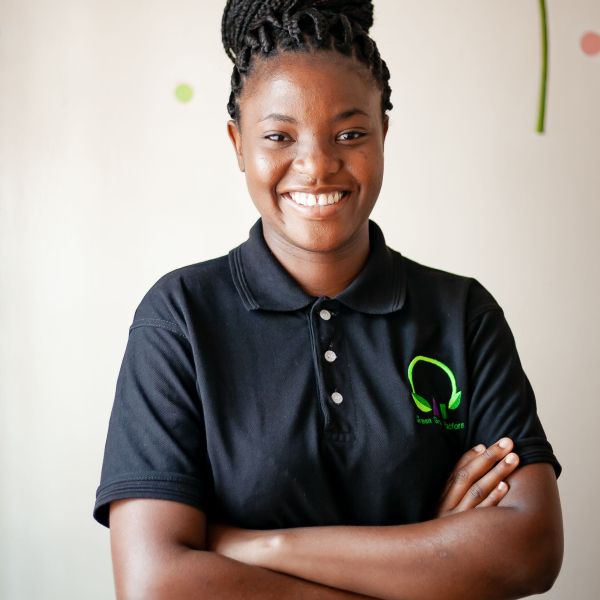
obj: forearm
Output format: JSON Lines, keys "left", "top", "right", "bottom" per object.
{"left": 125, "top": 545, "right": 378, "bottom": 600}
{"left": 254, "top": 465, "right": 563, "bottom": 600}
{"left": 267, "top": 509, "right": 548, "bottom": 600}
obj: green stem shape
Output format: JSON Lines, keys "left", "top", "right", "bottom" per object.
{"left": 537, "top": 0, "right": 549, "bottom": 133}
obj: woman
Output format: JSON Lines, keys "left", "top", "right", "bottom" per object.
{"left": 94, "top": 1, "right": 563, "bottom": 598}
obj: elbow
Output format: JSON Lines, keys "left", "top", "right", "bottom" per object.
{"left": 115, "top": 567, "right": 166, "bottom": 600}
{"left": 529, "top": 540, "right": 563, "bottom": 595}
{"left": 115, "top": 546, "right": 211, "bottom": 600}
{"left": 113, "top": 551, "right": 158, "bottom": 600}
{"left": 116, "top": 575, "right": 170, "bottom": 600}
{"left": 521, "top": 560, "right": 562, "bottom": 597}
{"left": 513, "top": 519, "right": 564, "bottom": 597}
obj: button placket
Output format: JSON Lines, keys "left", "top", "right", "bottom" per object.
{"left": 320, "top": 311, "right": 340, "bottom": 399}
{"left": 319, "top": 305, "right": 342, "bottom": 409}
{"left": 309, "top": 299, "right": 354, "bottom": 440}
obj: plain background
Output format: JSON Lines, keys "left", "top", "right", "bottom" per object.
{"left": 1, "top": 1, "right": 599, "bottom": 598}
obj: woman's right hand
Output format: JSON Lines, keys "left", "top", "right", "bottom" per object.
{"left": 436, "top": 437, "right": 520, "bottom": 518}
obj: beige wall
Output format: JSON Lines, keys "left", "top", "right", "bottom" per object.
{"left": 1, "top": 1, "right": 599, "bottom": 598}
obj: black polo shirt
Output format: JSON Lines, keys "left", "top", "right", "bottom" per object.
{"left": 94, "top": 218, "right": 560, "bottom": 529}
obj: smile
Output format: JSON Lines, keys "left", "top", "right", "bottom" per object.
{"left": 285, "top": 190, "right": 347, "bottom": 207}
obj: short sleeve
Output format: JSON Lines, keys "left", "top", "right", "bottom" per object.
{"left": 465, "top": 281, "right": 561, "bottom": 478}
{"left": 93, "top": 306, "right": 214, "bottom": 528}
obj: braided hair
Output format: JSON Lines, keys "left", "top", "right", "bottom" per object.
{"left": 221, "top": 0, "right": 393, "bottom": 122}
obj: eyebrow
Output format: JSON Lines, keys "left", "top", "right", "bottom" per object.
{"left": 333, "top": 108, "right": 369, "bottom": 122}
{"left": 259, "top": 113, "right": 297, "bottom": 124}
{"left": 258, "top": 108, "right": 369, "bottom": 124}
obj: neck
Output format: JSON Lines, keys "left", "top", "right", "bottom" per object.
{"left": 262, "top": 224, "right": 370, "bottom": 298}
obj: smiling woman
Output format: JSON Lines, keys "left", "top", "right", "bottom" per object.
{"left": 94, "top": 1, "right": 563, "bottom": 599}
{"left": 227, "top": 50, "right": 387, "bottom": 276}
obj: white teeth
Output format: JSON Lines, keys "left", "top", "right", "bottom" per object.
{"left": 288, "top": 191, "right": 345, "bottom": 207}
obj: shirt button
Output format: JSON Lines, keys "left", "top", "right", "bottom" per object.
{"left": 324, "top": 350, "right": 337, "bottom": 363}
{"left": 319, "top": 309, "right": 332, "bottom": 321}
{"left": 331, "top": 392, "right": 344, "bottom": 404}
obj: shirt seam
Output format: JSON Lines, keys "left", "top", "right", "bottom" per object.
{"left": 467, "top": 304, "right": 503, "bottom": 325}
{"left": 129, "top": 318, "right": 189, "bottom": 341}
{"left": 96, "top": 472, "right": 204, "bottom": 496}
{"left": 96, "top": 484, "right": 203, "bottom": 501}
{"left": 98, "top": 471, "right": 202, "bottom": 486}
{"left": 392, "top": 251, "right": 405, "bottom": 310}
{"left": 229, "top": 246, "right": 259, "bottom": 310}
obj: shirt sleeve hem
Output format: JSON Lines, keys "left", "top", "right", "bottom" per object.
{"left": 513, "top": 438, "right": 562, "bottom": 479}
{"left": 93, "top": 473, "right": 209, "bottom": 528}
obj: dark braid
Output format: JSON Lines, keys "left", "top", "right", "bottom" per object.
{"left": 221, "top": 0, "right": 393, "bottom": 121}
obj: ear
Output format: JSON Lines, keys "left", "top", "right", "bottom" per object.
{"left": 227, "top": 119, "right": 245, "bottom": 172}
{"left": 382, "top": 114, "right": 389, "bottom": 144}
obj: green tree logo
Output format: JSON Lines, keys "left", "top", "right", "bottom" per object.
{"left": 408, "top": 356, "right": 462, "bottom": 420}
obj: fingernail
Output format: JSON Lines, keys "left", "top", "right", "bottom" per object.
{"left": 474, "top": 444, "right": 485, "bottom": 453}
{"left": 499, "top": 438, "right": 510, "bottom": 449}
{"left": 505, "top": 453, "right": 517, "bottom": 464}
{"left": 497, "top": 481, "right": 507, "bottom": 492}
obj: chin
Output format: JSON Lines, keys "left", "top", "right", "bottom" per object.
{"left": 286, "top": 221, "right": 355, "bottom": 254}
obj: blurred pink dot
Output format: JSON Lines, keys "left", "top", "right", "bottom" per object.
{"left": 581, "top": 31, "right": 600, "bottom": 56}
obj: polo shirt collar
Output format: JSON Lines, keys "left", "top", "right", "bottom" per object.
{"left": 228, "top": 218, "right": 406, "bottom": 314}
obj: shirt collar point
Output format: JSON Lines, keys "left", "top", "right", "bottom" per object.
{"left": 229, "top": 218, "right": 406, "bottom": 315}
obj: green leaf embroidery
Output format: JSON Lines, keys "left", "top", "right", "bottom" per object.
{"left": 412, "top": 393, "right": 432, "bottom": 412}
{"left": 449, "top": 391, "right": 462, "bottom": 410}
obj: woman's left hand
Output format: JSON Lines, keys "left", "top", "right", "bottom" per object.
{"left": 436, "top": 437, "right": 520, "bottom": 517}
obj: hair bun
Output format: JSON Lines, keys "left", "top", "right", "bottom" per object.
{"left": 222, "top": 0, "right": 374, "bottom": 61}
{"left": 306, "top": 0, "right": 374, "bottom": 32}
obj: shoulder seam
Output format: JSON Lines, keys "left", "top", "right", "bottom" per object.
{"left": 129, "top": 318, "right": 189, "bottom": 341}
{"left": 467, "top": 303, "right": 503, "bottom": 324}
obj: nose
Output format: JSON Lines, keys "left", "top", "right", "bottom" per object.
{"left": 292, "top": 136, "right": 342, "bottom": 182}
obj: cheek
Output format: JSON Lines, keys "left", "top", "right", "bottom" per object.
{"left": 244, "top": 154, "right": 291, "bottom": 218}
{"left": 352, "top": 149, "right": 384, "bottom": 189}
{"left": 245, "top": 151, "right": 289, "bottom": 192}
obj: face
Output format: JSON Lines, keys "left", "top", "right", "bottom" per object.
{"left": 228, "top": 50, "right": 388, "bottom": 254}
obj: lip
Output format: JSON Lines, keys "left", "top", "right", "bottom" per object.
{"left": 281, "top": 187, "right": 349, "bottom": 195}
{"left": 280, "top": 190, "right": 351, "bottom": 219}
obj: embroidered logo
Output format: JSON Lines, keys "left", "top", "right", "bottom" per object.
{"left": 408, "top": 355, "right": 464, "bottom": 430}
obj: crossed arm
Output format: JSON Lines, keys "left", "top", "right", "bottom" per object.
{"left": 109, "top": 439, "right": 563, "bottom": 600}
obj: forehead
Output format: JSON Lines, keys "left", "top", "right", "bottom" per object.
{"left": 240, "top": 51, "right": 381, "bottom": 122}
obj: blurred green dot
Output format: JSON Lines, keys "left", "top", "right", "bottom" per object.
{"left": 175, "top": 83, "right": 194, "bottom": 103}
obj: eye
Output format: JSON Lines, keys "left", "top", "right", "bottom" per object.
{"left": 264, "top": 132, "right": 292, "bottom": 143}
{"left": 337, "top": 130, "right": 367, "bottom": 142}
